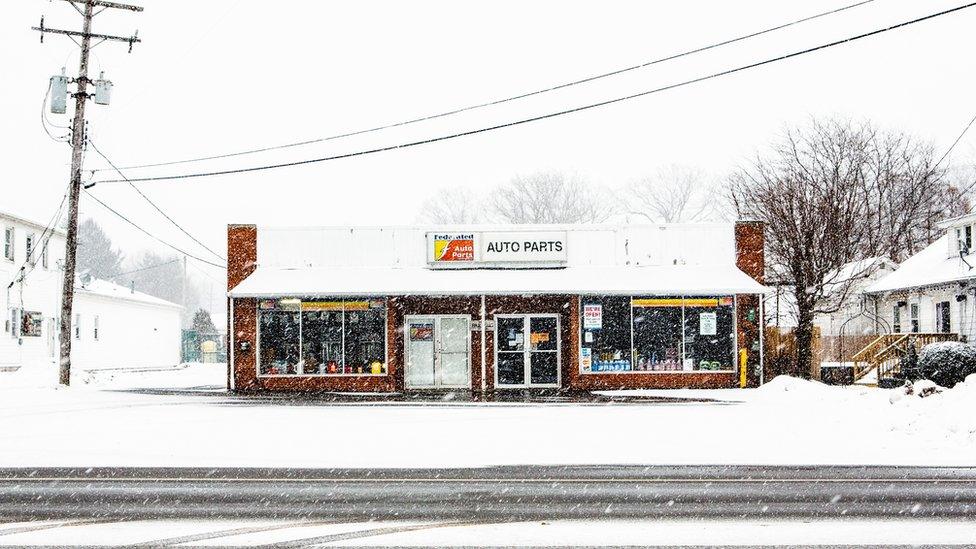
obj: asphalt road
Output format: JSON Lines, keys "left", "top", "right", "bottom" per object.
{"left": 1, "top": 465, "right": 974, "bottom": 521}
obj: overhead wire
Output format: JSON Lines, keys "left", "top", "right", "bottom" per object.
{"left": 6, "top": 187, "right": 70, "bottom": 289}
{"left": 89, "top": 0, "right": 879, "bottom": 173}
{"left": 86, "top": 138, "right": 227, "bottom": 262}
{"left": 112, "top": 258, "right": 180, "bottom": 278}
{"left": 82, "top": 189, "right": 227, "bottom": 269}
{"left": 90, "top": 2, "right": 976, "bottom": 186}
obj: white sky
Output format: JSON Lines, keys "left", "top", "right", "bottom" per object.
{"left": 2, "top": 0, "right": 976, "bottom": 297}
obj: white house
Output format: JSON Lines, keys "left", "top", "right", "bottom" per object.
{"left": 864, "top": 213, "right": 976, "bottom": 342}
{"left": 1, "top": 209, "right": 182, "bottom": 377}
{"left": 814, "top": 257, "right": 899, "bottom": 338}
{"left": 1, "top": 209, "right": 66, "bottom": 371}
{"left": 72, "top": 276, "right": 182, "bottom": 371}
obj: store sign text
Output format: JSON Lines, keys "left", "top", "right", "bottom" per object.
{"left": 427, "top": 231, "right": 567, "bottom": 268}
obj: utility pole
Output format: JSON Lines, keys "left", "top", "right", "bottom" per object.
{"left": 34, "top": 0, "right": 142, "bottom": 386}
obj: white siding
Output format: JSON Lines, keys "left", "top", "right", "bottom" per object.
{"left": 72, "top": 292, "right": 181, "bottom": 370}
{"left": 0, "top": 215, "right": 65, "bottom": 371}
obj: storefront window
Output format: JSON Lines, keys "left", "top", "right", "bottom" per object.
{"left": 343, "top": 300, "right": 387, "bottom": 375}
{"left": 259, "top": 298, "right": 387, "bottom": 376}
{"left": 683, "top": 301, "right": 735, "bottom": 371}
{"left": 258, "top": 308, "right": 301, "bottom": 375}
{"left": 580, "top": 296, "right": 631, "bottom": 372}
{"left": 632, "top": 298, "right": 683, "bottom": 371}
{"left": 580, "top": 296, "right": 735, "bottom": 374}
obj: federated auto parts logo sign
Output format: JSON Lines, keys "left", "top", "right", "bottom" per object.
{"left": 432, "top": 233, "right": 475, "bottom": 262}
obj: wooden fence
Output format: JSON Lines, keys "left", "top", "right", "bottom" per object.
{"left": 764, "top": 326, "right": 822, "bottom": 380}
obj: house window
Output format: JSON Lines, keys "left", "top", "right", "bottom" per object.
{"left": 967, "top": 227, "right": 973, "bottom": 253}
{"left": 258, "top": 298, "right": 388, "bottom": 376}
{"left": 936, "top": 301, "right": 951, "bottom": 333}
{"left": 9, "top": 308, "right": 19, "bottom": 338}
{"left": 74, "top": 313, "right": 81, "bottom": 340}
{"left": 3, "top": 227, "right": 13, "bottom": 261}
{"left": 892, "top": 305, "right": 901, "bottom": 333}
{"left": 41, "top": 244, "right": 48, "bottom": 269}
{"left": 93, "top": 315, "right": 99, "bottom": 341}
{"left": 910, "top": 303, "right": 920, "bottom": 333}
{"left": 25, "top": 233, "right": 34, "bottom": 265}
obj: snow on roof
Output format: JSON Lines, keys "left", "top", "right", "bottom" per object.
{"left": 0, "top": 209, "right": 67, "bottom": 237}
{"left": 229, "top": 264, "right": 767, "bottom": 298}
{"left": 76, "top": 278, "right": 182, "bottom": 309}
{"left": 865, "top": 234, "right": 975, "bottom": 294}
{"left": 229, "top": 223, "right": 767, "bottom": 297}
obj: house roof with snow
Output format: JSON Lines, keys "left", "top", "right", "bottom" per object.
{"left": 864, "top": 234, "right": 975, "bottom": 294}
{"left": 75, "top": 277, "right": 182, "bottom": 309}
{"left": 229, "top": 223, "right": 769, "bottom": 297}
{"left": 0, "top": 209, "right": 67, "bottom": 237}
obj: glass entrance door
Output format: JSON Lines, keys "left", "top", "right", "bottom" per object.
{"left": 405, "top": 315, "right": 471, "bottom": 389}
{"left": 495, "top": 314, "right": 560, "bottom": 388}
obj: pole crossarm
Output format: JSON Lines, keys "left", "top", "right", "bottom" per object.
{"left": 59, "top": 0, "right": 143, "bottom": 12}
{"left": 32, "top": 26, "right": 140, "bottom": 46}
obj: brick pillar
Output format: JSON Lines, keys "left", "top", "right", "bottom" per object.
{"left": 227, "top": 224, "right": 257, "bottom": 291}
{"left": 735, "top": 220, "right": 765, "bottom": 387}
{"left": 227, "top": 224, "right": 258, "bottom": 392}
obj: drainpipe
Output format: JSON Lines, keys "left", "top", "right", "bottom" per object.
{"left": 758, "top": 293, "right": 765, "bottom": 386}
{"left": 480, "top": 294, "right": 487, "bottom": 395}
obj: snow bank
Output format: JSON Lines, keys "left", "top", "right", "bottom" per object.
{"left": 0, "top": 370, "right": 972, "bottom": 468}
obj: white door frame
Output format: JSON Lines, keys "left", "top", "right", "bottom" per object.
{"left": 493, "top": 313, "right": 561, "bottom": 389}
{"left": 404, "top": 314, "right": 472, "bottom": 389}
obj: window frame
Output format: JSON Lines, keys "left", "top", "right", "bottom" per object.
{"left": 910, "top": 302, "right": 920, "bottom": 333}
{"left": 74, "top": 313, "right": 81, "bottom": 340}
{"left": 579, "top": 295, "right": 737, "bottom": 375}
{"left": 3, "top": 227, "right": 13, "bottom": 261}
{"left": 25, "top": 233, "right": 35, "bottom": 266}
{"left": 256, "top": 297, "right": 389, "bottom": 378}
{"left": 93, "top": 315, "right": 99, "bottom": 341}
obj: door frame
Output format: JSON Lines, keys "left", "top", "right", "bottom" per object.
{"left": 493, "top": 313, "right": 561, "bottom": 389}
{"left": 404, "top": 314, "right": 472, "bottom": 389}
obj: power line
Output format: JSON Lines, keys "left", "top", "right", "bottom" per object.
{"left": 83, "top": 189, "right": 226, "bottom": 269}
{"left": 936, "top": 110, "right": 976, "bottom": 169}
{"left": 6, "top": 187, "right": 69, "bottom": 289}
{"left": 113, "top": 258, "right": 180, "bottom": 278}
{"left": 86, "top": 138, "right": 227, "bottom": 262}
{"left": 90, "top": 0, "right": 878, "bottom": 174}
{"left": 92, "top": 2, "right": 976, "bottom": 186}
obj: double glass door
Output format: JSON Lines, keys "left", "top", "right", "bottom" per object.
{"left": 495, "top": 314, "right": 560, "bottom": 387}
{"left": 405, "top": 315, "right": 471, "bottom": 388}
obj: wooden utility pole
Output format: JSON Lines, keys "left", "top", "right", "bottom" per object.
{"left": 33, "top": 0, "right": 142, "bottom": 386}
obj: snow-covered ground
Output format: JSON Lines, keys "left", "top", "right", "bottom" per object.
{"left": 0, "top": 363, "right": 973, "bottom": 467}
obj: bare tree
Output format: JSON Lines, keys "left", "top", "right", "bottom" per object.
{"left": 730, "top": 120, "right": 879, "bottom": 377}
{"left": 861, "top": 131, "right": 969, "bottom": 262}
{"left": 489, "top": 172, "right": 613, "bottom": 224}
{"left": 730, "top": 118, "right": 964, "bottom": 378}
{"left": 417, "top": 188, "right": 485, "bottom": 224}
{"left": 623, "top": 165, "right": 717, "bottom": 223}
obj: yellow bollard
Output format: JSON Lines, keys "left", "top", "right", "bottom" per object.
{"left": 739, "top": 348, "right": 748, "bottom": 388}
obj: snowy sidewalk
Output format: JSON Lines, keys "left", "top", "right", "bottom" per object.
{"left": 0, "top": 364, "right": 973, "bottom": 468}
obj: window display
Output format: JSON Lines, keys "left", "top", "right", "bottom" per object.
{"left": 258, "top": 298, "right": 387, "bottom": 376}
{"left": 580, "top": 296, "right": 736, "bottom": 374}
{"left": 258, "top": 308, "right": 300, "bottom": 375}
{"left": 580, "top": 296, "right": 631, "bottom": 372}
